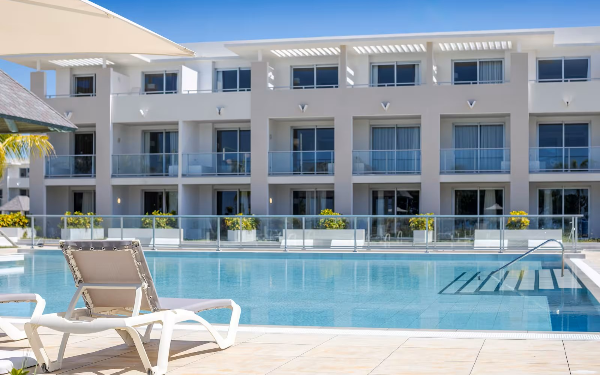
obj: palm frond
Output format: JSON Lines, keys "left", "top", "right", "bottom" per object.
{"left": 0, "top": 134, "right": 55, "bottom": 179}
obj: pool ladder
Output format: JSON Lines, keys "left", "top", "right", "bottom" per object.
{"left": 489, "top": 239, "right": 565, "bottom": 278}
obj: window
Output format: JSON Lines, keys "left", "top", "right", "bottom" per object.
{"left": 453, "top": 59, "right": 503, "bottom": 84}
{"left": 453, "top": 124, "right": 505, "bottom": 172}
{"left": 73, "top": 75, "right": 95, "bottom": 96}
{"left": 292, "top": 127, "right": 334, "bottom": 174}
{"left": 144, "top": 131, "right": 179, "bottom": 154}
{"left": 143, "top": 71, "right": 178, "bottom": 94}
{"left": 216, "top": 129, "right": 251, "bottom": 174}
{"left": 539, "top": 188, "right": 588, "bottom": 237}
{"left": 370, "top": 126, "right": 420, "bottom": 173}
{"left": 19, "top": 168, "right": 29, "bottom": 178}
{"left": 216, "top": 190, "right": 250, "bottom": 215}
{"left": 537, "top": 123, "right": 589, "bottom": 171}
{"left": 372, "top": 190, "right": 420, "bottom": 215}
{"left": 454, "top": 189, "right": 504, "bottom": 215}
{"left": 292, "top": 65, "right": 338, "bottom": 89}
{"left": 537, "top": 58, "right": 589, "bottom": 82}
{"left": 73, "top": 191, "right": 95, "bottom": 213}
{"left": 371, "top": 63, "right": 419, "bottom": 86}
{"left": 143, "top": 190, "right": 178, "bottom": 214}
{"left": 215, "top": 68, "right": 251, "bottom": 92}
{"left": 292, "top": 190, "right": 334, "bottom": 215}
{"left": 19, "top": 189, "right": 28, "bottom": 197}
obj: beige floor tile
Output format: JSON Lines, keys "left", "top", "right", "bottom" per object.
{"left": 303, "top": 344, "right": 396, "bottom": 360}
{"left": 169, "top": 354, "right": 291, "bottom": 375}
{"left": 565, "top": 350, "right": 600, "bottom": 365}
{"left": 476, "top": 349, "right": 568, "bottom": 365}
{"left": 470, "top": 361, "right": 570, "bottom": 375}
{"left": 481, "top": 339, "right": 565, "bottom": 352}
{"left": 564, "top": 340, "right": 600, "bottom": 352}
{"left": 387, "top": 347, "right": 480, "bottom": 363}
{"left": 218, "top": 342, "right": 314, "bottom": 357}
{"left": 570, "top": 363, "right": 600, "bottom": 374}
{"left": 274, "top": 357, "right": 381, "bottom": 374}
{"left": 248, "top": 333, "right": 335, "bottom": 345}
{"left": 322, "top": 335, "right": 408, "bottom": 347}
{"left": 371, "top": 360, "right": 474, "bottom": 375}
{"left": 401, "top": 338, "right": 484, "bottom": 349}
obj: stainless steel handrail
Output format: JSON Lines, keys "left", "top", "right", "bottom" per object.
{"left": 489, "top": 239, "right": 565, "bottom": 277}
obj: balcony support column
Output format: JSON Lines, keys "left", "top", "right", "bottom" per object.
{"left": 509, "top": 52, "right": 530, "bottom": 212}
{"left": 334, "top": 114, "right": 353, "bottom": 214}
{"left": 421, "top": 110, "right": 440, "bottom": 214}
{"left": 338, "top": 45, "right": 347, "bottom": 89}
{"left": 94, "top": 68, "right": 113, "bottom": 215}
{"left": 250, "top": 61, "right": 270, "bottom": 214}
{"left": 29, "top": 72, "right": 47, "bottom": 217}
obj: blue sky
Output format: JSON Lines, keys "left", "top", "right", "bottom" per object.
{"left": 2, "top": 0, "right": 600, "bottom": 91}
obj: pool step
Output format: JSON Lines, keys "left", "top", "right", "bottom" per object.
{"left": 440, "top": 269, "right": 581, "bottom": 294}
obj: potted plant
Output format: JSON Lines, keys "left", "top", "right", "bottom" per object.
{"left": 226, "top": 213, "right": 259, "bottom": 242}
{"left": 0, "top": 212, "right": 34, "bottom": 241}
{"left": 282, "top": 209, "right": 365, "bottom": 248}
{"left": 60, "top": 211, "right": 104, "bottom": 240}
{"left": 107, "top": 211, "right": 183, "bottom": 246}
{"left": 503, "top": 211, "right": 561, "bottom": 248}
{"left": 409, "top": 213, "right": 434, "bottom": 243}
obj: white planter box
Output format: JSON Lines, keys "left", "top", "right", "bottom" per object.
{"left": 504, "top": 229, "right": 563, "bottom": 248}
{"left": 413, "top": 230, "right": 433, "bottom": 244}
{"left": 474, "top": 230, "right": 507, "bottom": 248}
{"left": 227, "top": 230, "right": 257, "bottom": 242}
{"left": 0, "top": 227, "right": 35, "bottom": 241}
{"left": 61, "top": 228, "right": 104, "bottom": 240}
{"left": 281, "top": 229, "right": 365, "bottom": 248}
{"left": 107, "top": 228, "right": 183, "bottom": 246}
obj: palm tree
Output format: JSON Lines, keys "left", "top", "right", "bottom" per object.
{"left": 0, "top": 134, "right": 54, "bottom": 178}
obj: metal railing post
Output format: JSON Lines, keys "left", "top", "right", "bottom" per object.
{"left": 574, "top": 217, "right": 578, "bottom": 252}
{"left": 500, "top": 218, "right": 505, "bottom": 253}
{"left": 120, "top": 217, "right": 124, "bottom": 240}
{"left": 90, "top": 215, "right": 94, "bottom": 240}
{"left": 239, "top": 216, "right": 243, "bottom": 246}
{"left": 152, "top": 217, "right": 156, "bottom": 250}
{"left": 284, "top": 217, "right": 288, "bottom": 252}
{"left": 217, "top": 218, "right": 221, "bottom": 251}
{"left": 353, "top": 217, "right": 358, "bottom": 252}
{"left": 367, "top": 216, "right": 371, "bottom": 250}
{"left": 425, "top": 222, "right": 429, "bottom": 253}
{"left": 302, "top": 217, "right": 305, "bottom": 250}
{"left": 30, "top": 216, "right": 34, "bottom": 249}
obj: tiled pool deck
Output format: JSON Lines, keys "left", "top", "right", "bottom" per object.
{"left": 2, "top": 323, "right": 600, "bottom": 374}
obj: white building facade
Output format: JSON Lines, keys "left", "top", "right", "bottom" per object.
{"left": 5, "top": 26, "right": 600, "bottom": 238}
{"left": 0, "top": 161, "right": 29, "bottom": 207}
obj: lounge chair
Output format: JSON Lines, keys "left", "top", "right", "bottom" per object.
{"left": 0, "top": 293, "right": 45, "bottom": 341}
{"left": 25, "top": 240, "right": 241, "bottom": 375}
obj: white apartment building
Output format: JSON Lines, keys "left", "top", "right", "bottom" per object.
{"left": 0, "top": 161, "right": 29, "bottom": 207}
{"left": 3, "top": 26, "right": 599, "bottom": 238}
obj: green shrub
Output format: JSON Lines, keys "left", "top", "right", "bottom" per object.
{"left": 317, "top": 209, "right": 348, "bottom": 229}
{"left": 141, "top": 211, "right": 177, "bottom": 229}
{"left": 60, "top": 212, "right": 103, "bottom": 229}
{"left": 225, "top": 213, "right": 259, "bottom": 230}
{"left": 506, "top": 211, "right": 530, "bottom": 230}
{"left": 0, "top": 212, "right": 29, "bottom": 228}
{"left": 408, "top": 213, "right": 434, "bottom": 231}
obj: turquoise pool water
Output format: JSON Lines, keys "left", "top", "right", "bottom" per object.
{"left": 0, "top": 251, "right": 598, "bottom": 332}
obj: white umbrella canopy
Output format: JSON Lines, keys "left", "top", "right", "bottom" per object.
{"left": 0, "top": 0, "right": 195, "bottom": 57}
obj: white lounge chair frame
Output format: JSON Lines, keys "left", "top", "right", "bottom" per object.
{"left": 25, "top": 240, "right": 240, "bottom": 375}
{"left": 0, "top": 294, "right": 45, "bottom": 341}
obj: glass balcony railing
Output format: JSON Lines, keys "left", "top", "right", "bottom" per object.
{"left": 529, "top": 147, "right": 600, "bottom": 172}
{"left": 112, "top": 153, "right": 178, "bottom": 177}
{"left": 352, "top": 150, "right": 421, "bottom": 174}
{"left": 183, "top": 153, "right": 251, "bottom": 176}
{"left": 269, "top": 151, "right": 334, "bottom": 175}
{"left": 45, "top": 155, "right": 95, "bottom": 178}
{"left": 440, "top": 148, "right": 510, "bottom": 173}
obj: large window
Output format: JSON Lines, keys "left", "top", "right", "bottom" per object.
{"left": 72, "top": 75, "right": 95, "bottom": 96}
{"left": 454, "top": 189, "right": 504, "bottom": 216}
{"left": 215, "top": 68, "right": 251, "bottom": 92}
{"left": 292, "top": 65, "right": 338, "bottom": 89}
{"left": 453, "top": 124, "right": 505, "bottom": 172}
{"left": 371, "top": 126, "right": 420, "bottom": 173}
{"left": 143, "top": 131, "right": 178, "bottom": 175}
{"left": 372, "top": 190, "right": 419, "bottom": 216}
{"left": 371, "top": 63, "right": 419, "bottom": 86}
{"left": 537, "top": 58, "right": 589, "bottom": 82}
{"left": 539, "top": 188, "right": 588, "bottom": 237}
{"left": 537, "top": 123, "right": 589, "bottom": 171}
{"left": 453, "top": 59, "right": 503, "bottom": 84}
{"left": 216, "top": 129, "right": 251, "bottom": 174}
{"left": 216, "top": 190, "right": 251, "bottom": 215}
{"left": 292, "top": 190, "right": 334, "bottom": 215}
{"left": 73, "top": 191, "right": 95, "bottom": 213}
{"left": 292, "top": 127, "right": 334, "bottom": 174}
{"left": 143, "top": 190, "right": 177, "bottom": 214}
{"left": 19, "top": 168, "right": 29, "bottom": 178}
{"left": 143, "top": 71, "right": 178, "bottom": 94}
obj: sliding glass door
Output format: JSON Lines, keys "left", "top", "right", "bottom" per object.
{"left": 454, "top": 124, "right": 504, "bottom": 172}
{"left": 74, "top": 133, "right": 94, "bottom": 176}
{"left": 538, "top": 123, "right": 589, "bottom": 171}
{"left": 292, "top": 128, "right": 334, "bottom": 174}
{"left": 292, "top": 190, "right": 334, "bottom": 215}
{"left": 371, "top": 190, "right": 420, "bottom": 241}
{"left": 371, "top": 126, "right": 420, "bottom": 173}
{"left": 143, "top": 190, "right": 178, "bottom": 215}
{"left": 144, "top": 131, "right": 178, "bottom": 175}
{"left": 216, "top": 129, "right": 251, "bottom": 174}
{"left": 539, "top": 188, "right": 588, "bottom": 237}
{"left": 73, "top": 191, "right": 95, "bottom": 213}
{"left": 454, "top": 189, "right": 504, "bottom": 232}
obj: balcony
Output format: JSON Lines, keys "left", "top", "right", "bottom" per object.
{"left": 529, "top": 147, "right": 600, "bottom": 173}
{"left": 112, "top": 154, "right": 178, "bottom": 177}
{"left": 529, "top": 79, "right": 600, "bottom": 113}
{"left": 440, "top": 149, "right": 510, "bottom": 173}
{"left": 183, "top": 153, "right": 251, "bottom": 176}
{"left": 269, "top": 151, "right": 334, "bottom": 175}
{"left": 353, "top": 150, "right": 421, "bottom": 175}
{"left": 45, "top": 155, "right": 95, "bottom": 178}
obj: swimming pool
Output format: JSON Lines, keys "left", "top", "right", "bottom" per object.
{"left": 0, "top": 251, "right": 598, "bottom": 332}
